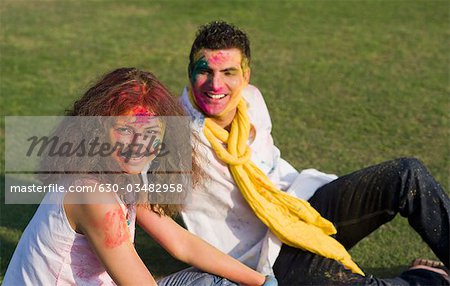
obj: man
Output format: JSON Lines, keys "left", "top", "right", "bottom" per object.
{"left": 179, "top": 21, "right": 449, "bottom": 285}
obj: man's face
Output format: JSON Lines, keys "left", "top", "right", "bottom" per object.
{"left": 190, "top": 48, "right": 250, "bottom": 122}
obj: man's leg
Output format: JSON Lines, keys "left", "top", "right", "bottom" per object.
{"left": 309, "top": 157, "right": 449, "bottom": 265}
{"left": 273, "top": 157, "right": 449, "bottom": 284}
{"left": 157, "top": 267, "right": 237, "bottom": 286}
{"left": 273, "top": 248, "right": 448, "bottom": 285}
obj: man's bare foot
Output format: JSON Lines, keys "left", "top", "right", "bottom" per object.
{"left": 410, "top": 258, "right": 449, "bottom": 282}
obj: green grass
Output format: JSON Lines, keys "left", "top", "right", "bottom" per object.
{"left": 1, "top": 0, "right": 448, "bottom": 281}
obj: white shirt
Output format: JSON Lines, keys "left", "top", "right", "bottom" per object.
{"left": 3, "top": 185, "right": 136, "bottom": 286}
{"left": 180, "top": 85, "right": 337, "bottom": 274}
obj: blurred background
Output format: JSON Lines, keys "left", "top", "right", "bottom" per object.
{"left": 1, "top": 0, "right": 448, "bottom": 280}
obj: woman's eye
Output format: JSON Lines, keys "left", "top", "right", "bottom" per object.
{"left": 116, "top": 127, "right": 133, "bottom": 134}
{"left": 146, "top": 130, "right": 160, "bottom": 135}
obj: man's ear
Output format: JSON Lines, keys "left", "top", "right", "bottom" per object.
{"left": 244, "top": 67, "right": 251, "bottom": 84}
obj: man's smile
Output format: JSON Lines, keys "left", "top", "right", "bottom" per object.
{"left": 204, "top": 92, "right": 227, "bottom": 100}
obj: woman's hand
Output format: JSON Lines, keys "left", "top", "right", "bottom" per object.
{"left": 262, "top": 275, "right": 278, "bottom": 286}
{"left": 136, "top": 206, "right": 266, "bottom": 286}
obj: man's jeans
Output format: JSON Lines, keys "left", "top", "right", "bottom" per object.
{"left": 273, "top": 158, "right": 449, "bottom": 285}
{"left": 157, "top": 268, "right": 237, "bottom": 286}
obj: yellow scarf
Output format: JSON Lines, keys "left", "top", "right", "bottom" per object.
{"left": 190, "top": 89, "right": 363, "bottom": 275}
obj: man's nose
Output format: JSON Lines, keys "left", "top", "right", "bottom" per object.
{"left": 210, "top": 74, "right": 224, "bottom": 92}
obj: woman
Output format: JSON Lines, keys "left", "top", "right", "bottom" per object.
{"left": 3, "top": 68, "right": 276, "bottom": 286}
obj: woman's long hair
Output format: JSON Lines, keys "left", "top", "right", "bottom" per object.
{"left": 40, "top": 68, "right": 201, "bottom": 216}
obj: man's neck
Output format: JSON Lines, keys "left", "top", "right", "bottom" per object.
{"left": 210, "top": 108, "right": 237, "bottom": 131}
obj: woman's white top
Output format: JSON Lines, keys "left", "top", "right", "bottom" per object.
{"left": 3, "top": 186, "right": 136, "bottom": 286}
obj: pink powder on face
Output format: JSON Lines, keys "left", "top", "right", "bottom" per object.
{"left": 208, "top": 50, "right": 232, "bottom": 65}
{"left": 211, "top": 86, "right": 226, "bottom": 93}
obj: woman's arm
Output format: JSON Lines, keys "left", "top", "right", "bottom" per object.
{"left": 65, "top": 191, "right": 157, "bottom": 285}
{"left": 136, "top": 206, "right": 266, "bottom": 286}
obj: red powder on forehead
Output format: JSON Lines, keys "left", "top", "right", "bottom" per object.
{"left": 126, "top": 106, "right": 156, "bottom": 124}
{"left": 130, "top": 106, "right": 152, "bottom": 116}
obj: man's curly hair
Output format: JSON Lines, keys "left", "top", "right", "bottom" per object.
{"left": 188, "top": 21, "right": 251, "bottom": 78}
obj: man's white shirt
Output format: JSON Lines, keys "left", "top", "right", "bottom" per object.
{"left": 180, "top": 85, "right": 337, "bottom": 274}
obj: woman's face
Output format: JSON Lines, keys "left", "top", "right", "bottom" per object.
{"left": 109, "top": 113, "right": 165, "bottom": 174}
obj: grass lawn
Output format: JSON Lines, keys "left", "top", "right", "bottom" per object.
{"left": 1, "top": 0, "right": 448, "bottom": 281}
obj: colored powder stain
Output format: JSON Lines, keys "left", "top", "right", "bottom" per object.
{"left": 152, "top": 138, "right": 161, "bottom": 150}
{"left": 102, "top": 208, "right": 129, "bottom": 248}
{"left": 241, "top": 58, "right": 249, "bottom": 72}
{"left": 208, "top": 50, "right": 230, "bottom": 65}
{"left": 191, "top": 57, "right": 209, "bottom": 84}
{"left": 140, "top": 84, "right": 147, "bottom": 94}
{"left": 75, "top": 265, "right": 101, "bottom": 280}
{"left": 149, "top": 138, "right": 163, "bottom": 156}
{"left": 130, "top": 106, "right": 151, "bottom": 117}
{"left": 128, "top": 106, "right": 155, "bottom": 125}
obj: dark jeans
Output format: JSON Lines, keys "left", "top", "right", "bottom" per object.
{"left": 273, "top": 158, "right": 450, "bottom": 285}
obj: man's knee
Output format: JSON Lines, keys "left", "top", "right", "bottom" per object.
{"left": 391, "top": 157, "right": 442, "bottom": 198}
{"left": 393, "top": 157, "right": 427, "bottom": 176}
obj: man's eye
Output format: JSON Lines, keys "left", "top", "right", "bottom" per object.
{"left": 224, "top": 71, "right": 236, "bottom": 76}
{"left": 198, "top": 69, "right": 209, "bottom": 75}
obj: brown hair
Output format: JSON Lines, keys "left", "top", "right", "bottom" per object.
{"left": 188, "top": 21, "right": 251, "bottom": 79}
{"left": 40, "top": 68, "right": 201, "bottom": 216}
